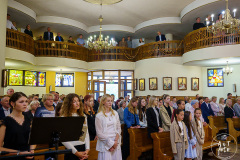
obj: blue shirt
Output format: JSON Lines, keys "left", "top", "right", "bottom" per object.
{"left": 127, "top": 41, "right": 132, "bottom": 48}
{"left": 123, "top": 107, "right": 140, "bottom": 128}
{"left": 35, "top": 106, "right": 55, "bottom": 117}
{"left": 77, "top": 38, "right": 85, "bottom": 45}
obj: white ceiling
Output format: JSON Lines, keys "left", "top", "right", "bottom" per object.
{"left": 15, "top": 0, "right": 194, "bottom": 27}
{"left": 8, "top": 0, "right": 240, "bottom": 41}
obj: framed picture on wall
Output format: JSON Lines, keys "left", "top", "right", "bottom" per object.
{"left": 207, "top": 68, "right": 224, "bottom": 87}
{"left": 139, "top": 78, "right": 145, "bottom": 91}
{"left": 149, "top": 77, "right": 158, "bottom": 90}
{"left": 191, "top": 78, "right": 199, "bottom": 91}
{"left": 163, "top": 77, "right": 172, "bottom": 90}
{"left": 134, "top": 79, "right": 138, "bottom": 90}
{"left": 178, "top": 77, "right": 187, "bottom": 90}
{"left": 2, "top": 70, "right": 8, "bottom": 87}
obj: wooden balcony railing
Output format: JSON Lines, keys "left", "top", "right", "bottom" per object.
{"left": 184, "top": 27, "right": 240, "bottom": 53}
{"left": 6, "top": 28, "right": 240, "bottom": 62}
{"left": 34, "top": 41, "right": 88, "bottom": 61}
{"left": 135, "top": 40, "right": 184, "bottom": 61}
{"left": 6, "top": 29, "right": 34, "bottom": 54}
{"left": 88, "top": 47, "right": 135, "bottom": 62}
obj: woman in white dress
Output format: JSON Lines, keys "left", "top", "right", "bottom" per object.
{"left": 61, "top": 93, "right": 90, "bottom": 160}
{"left": 95, "top": 94, "right": 122, "bottom": 160}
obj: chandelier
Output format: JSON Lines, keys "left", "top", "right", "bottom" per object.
{"left": 223, "top": 61, "right": 233, "bottom": 75}
{"left": 206, "top": 0, "right": 240, "bottom": 34}
{"left": 87, "top": 1, "right": 114, "bottom": 51}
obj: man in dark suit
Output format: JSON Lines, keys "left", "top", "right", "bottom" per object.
{"left": 0, "top": 96, "right": 12, "bottom": 120}
{"left": 201, "top": 97, "right": 214, "bottom": 123}
{"left": 55, "top": 32, "right": 64, "bottom": 42}
{"left": 156, "top": 31, "right": 166, "bottom": 42}
{"left": 43, "top": 27, "right": 54, "bottom": 41}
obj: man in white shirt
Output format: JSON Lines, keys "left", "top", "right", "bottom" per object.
{"left": 6, "top": 14, "right": 17, "bottom": 30}
{"left": 0, "top": 96, "right": 11, "bottom": 120}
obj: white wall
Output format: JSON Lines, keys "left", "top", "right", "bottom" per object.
{"left": 135, "top": 57, "right": 203, "bottom": 96}
{"left": 202, "top": 65, "right": 240, "bottom": 98}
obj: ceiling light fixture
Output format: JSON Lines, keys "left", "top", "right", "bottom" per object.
{"left": 206, "top": 0, "right": 240, "bottom": 34}
{"left": 223, "top": 61, "right": 233, "bottom": 75}
{"left": 87, "top": 0, "right": 114, "bottom": 51}
{"left": 84, "top": 0, "right": 122, "bottom": 5}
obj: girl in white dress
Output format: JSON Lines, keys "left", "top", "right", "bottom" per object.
{"left": 95, "top": 94, "right": 122, "bottom": 160}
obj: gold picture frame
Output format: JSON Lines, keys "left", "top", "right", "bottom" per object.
{"left": 149, "top": 77, "right": 158, "bottom": 90}
{"left": 139, "top": 78, "right": 145, "bottom": 91}
{"left": 178, "top": 77, "right": 187, "bottom": 90}
{"left": 163, "top": 77, "right": 172, "bottom": 90}
{"left": 191, "top": 78, "right": 199, "bottom": 91}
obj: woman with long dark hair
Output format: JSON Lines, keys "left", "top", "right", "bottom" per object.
{"left": 84, "top": 95, "right": 97, "bottom": 141}
{"left": 137, "top": 98, "right": 147, "bottom": 127}
{"left": 0, "top": 92, "right": 36, "bottom": 159}
{"left": 61, "top": 93, "right": 90, "bottom": 160}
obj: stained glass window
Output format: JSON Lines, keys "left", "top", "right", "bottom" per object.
{"left": 25, "top": 71, "right": 37, "bottom": 86}
{"left": 208, "top": 68, "right": 224, "bottom": 87}
{"left": 56, "top": 73, "right": 74, "bottom": 87}
{"left": 38, "top": 72, "right": 46, "bottom": 87}
{"left": 9, "top": 70, "right": 23, "bottom": 86}
{"left": 63, "top": 74, "right": 74, "bottom": 87}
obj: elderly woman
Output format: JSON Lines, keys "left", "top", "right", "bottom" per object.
{"left": 189, "top": 100, "right": 207, "bottom": 126}
{"left": 210, "top": 96, "right": 222, "bottom": 116}
{"left": 35, "top": 94, "right": 55, "bottom": 117}
{"left": 24, "top": 100, "right": 40, "bottom": 121}
{"left": 117, "top": 100, "right": 127, "bottom": 124}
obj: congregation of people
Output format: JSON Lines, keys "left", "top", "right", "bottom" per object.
{"left": 1, "top": 87, "right": 239, "bottom": 160}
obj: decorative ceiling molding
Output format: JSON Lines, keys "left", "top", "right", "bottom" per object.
{"left": 83, "top": 0, "right": 122, "bottom": 5}
{"left": 9, "top": 0, "right": 223, "bottom": 33}
{"left": 8, "top": 0, "right": 36, "bottom": 20}
{"left": 180, "top": 0, "right": 220, "bottom": 20}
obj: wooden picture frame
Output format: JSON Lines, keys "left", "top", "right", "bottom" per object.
{"left": 191, "top": 78, "right": 199, "bottom": 91}
{"left": 1, "top": 70, "right": 8, "bottom": 87}
{"left": 149, "top": 77, "right": 158, "bottom": 90}
{"left": 139, "top": 78, "right": 145, "bottom": 91}
{"left": 134, "top": 79, "right": 138, "bottom": 90}
{"left": 178, "top": 77, "right": 187, "bottom": 90}
{"left": 163, "top": 77, "right": 172, "bottom": 90}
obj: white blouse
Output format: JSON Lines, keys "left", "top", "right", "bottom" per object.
{"left": 62, "top": 113, "right": 90, "bottom": 154}
{"left": 95, "top": 110, "right": 121, "bottom": 152}
{"left": 178, "top": 121, "right": 184, "bottom": 136}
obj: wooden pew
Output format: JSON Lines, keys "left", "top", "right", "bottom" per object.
{"left": 151, "top": 131, "right": 173, "bottom": 160}
{"left": 208, "top": 116, "right": 227, "bottom": 137}
{"left": 128, "top": 128, "right": 153, "bottom": 160}
{"left": 151, "top": 125, "right": 218, "bottom": 160}
{"left": 226, "top": 118, "right": 240, "bottom": 142}
{"left": 88, "top": 140, "right": 98, "bottom": 160}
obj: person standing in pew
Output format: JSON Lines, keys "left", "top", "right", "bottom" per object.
{"left": 0, "top": 92, "right": 36, "bottom": 160}
{"left": 171, "top": 100, "right": 185, "bottom": 123}
{"left": 183, "top": 111, "right": 197, "bottom": 160}
{"left": 123, "top": 97, "right": 140, "bottom": 160}
{"left": 159, "top": 94, "right": 173, "bottom": 131}
{"left": 35, "top": 94, "right": 55, "bottom": 117}
{"left": 146, "top": 96, "right": 164, "bottom": 138}
{"left": 84, "top": 95, "right": 97, "bottom": 141}
{"left": 137, "top": 97, "right": 147, "bottom": 127}
{"left": 170, "top": 109, "right": 188, "bottom": 160}
{"left": 192, "top": 108, "right": 205, "bottom": 160}
{"left": 95, "top": 94, "right": 122, "bottom": 160}
{"left": 61, "top": 93, "right": 90, "bottom": 160}
{"left": 201, "top": 97, "right": 215, "bottom": 124}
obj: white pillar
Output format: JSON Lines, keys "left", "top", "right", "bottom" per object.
{"left": 165, "top": 33, "right": 173, "bottom": 41}
{"left": 0, "top": 0, "right": 8, "bottom": 96}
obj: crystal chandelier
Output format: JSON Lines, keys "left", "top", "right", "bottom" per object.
{"left": 87, "top": 1, "right": 114, "bottom": 51}
{"left": 223, "top": 61, "right": 233, "bottom": 75}
{"left": 206, "top": 0, "right": 240, "bottom": 34}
